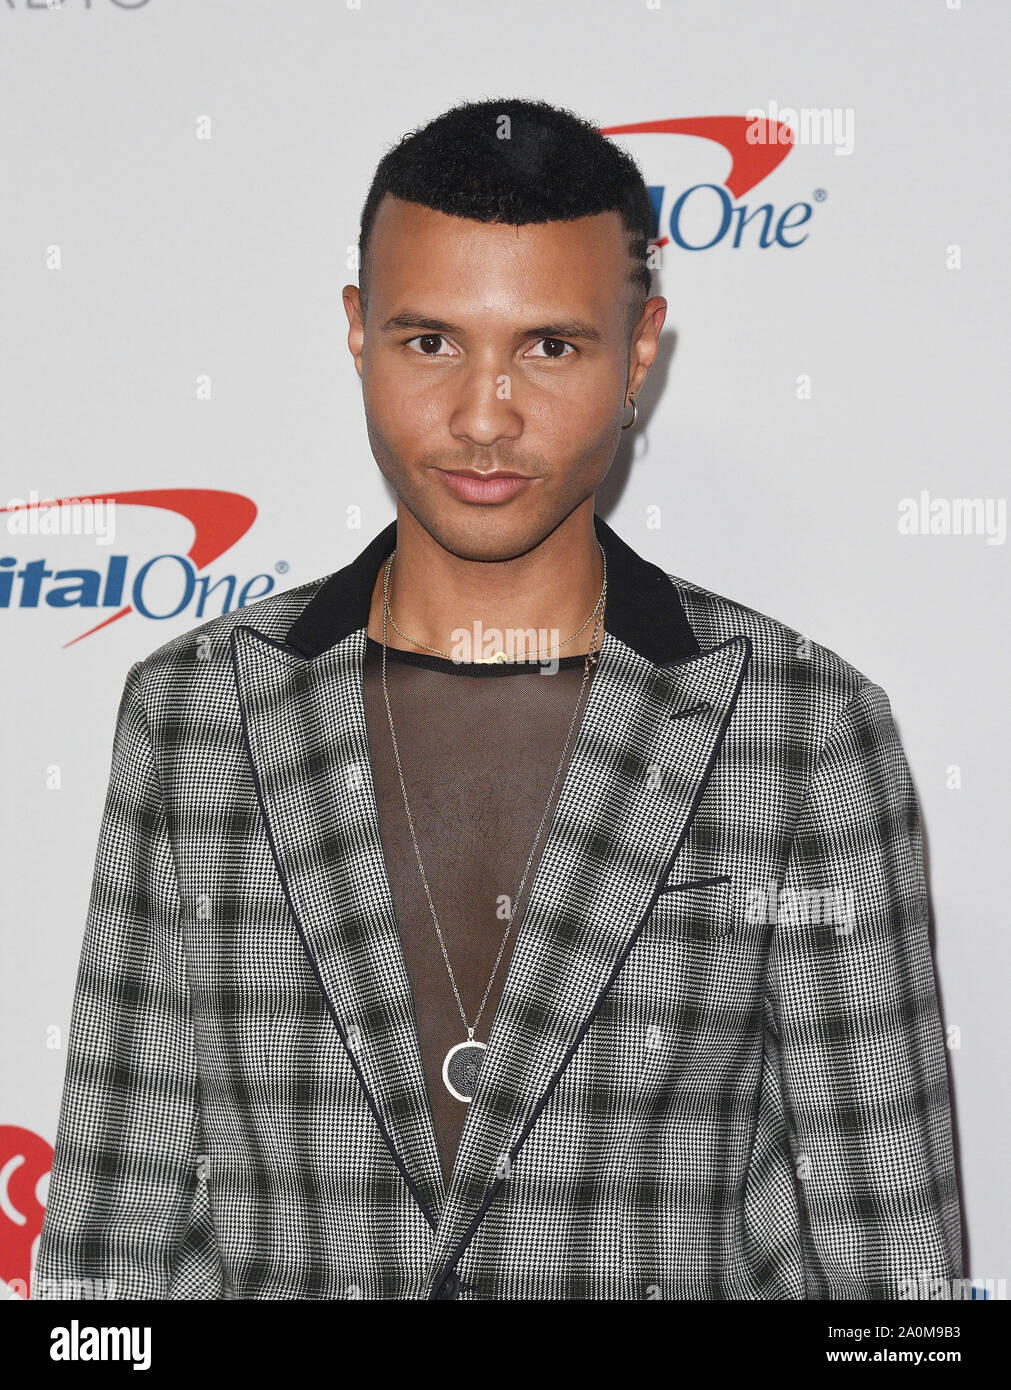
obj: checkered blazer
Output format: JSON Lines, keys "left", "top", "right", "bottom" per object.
{"left": 33, "top": 513, "right": 962, "bottom": 1301}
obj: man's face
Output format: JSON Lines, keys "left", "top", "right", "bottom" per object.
{"left": 343, "top": 194, "right": 664, "bottom": 561}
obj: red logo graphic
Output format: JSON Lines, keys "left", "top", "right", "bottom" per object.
{"left": 0, "top": 1125, "right": 52, "bottom": 1300}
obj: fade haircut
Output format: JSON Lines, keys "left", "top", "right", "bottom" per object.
{"left": 357, "top": 97, "right": 654, "bottom": 343}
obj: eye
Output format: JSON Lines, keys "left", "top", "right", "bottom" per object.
{"left": 404, "top": 334, "right": 457, "bottom": 357}
{"left": 525, "top": 338, "right": 576, "bottom": 359}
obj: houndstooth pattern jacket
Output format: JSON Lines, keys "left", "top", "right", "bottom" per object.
{"left": 33, "top": 513, "right": 962, "bottom": 1301}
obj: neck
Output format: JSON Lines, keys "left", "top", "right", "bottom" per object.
{"left": 367, "top": 499, "right": 606, "bottom": 662}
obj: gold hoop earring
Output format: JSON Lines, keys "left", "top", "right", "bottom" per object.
{"left": 621, "top": 394, "right": 638, "bottom": 430}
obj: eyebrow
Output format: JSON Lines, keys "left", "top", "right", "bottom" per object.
{"left": 379, "top": 311, "right": 603, "bottom": 344}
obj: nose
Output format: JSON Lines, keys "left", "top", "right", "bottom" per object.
{"left": 448, "top": 365, "right": 524, "bottom": 449}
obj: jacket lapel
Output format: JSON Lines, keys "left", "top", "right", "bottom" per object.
{"left": 230, "top": 621, "right": 447, "bottom": 1230}
{"left": 423, "top": 627, "right": 751, "bottom": 1291}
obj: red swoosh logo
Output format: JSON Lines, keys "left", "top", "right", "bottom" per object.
{"left": 0, "top": 488, "right": 257, "bottom": 647}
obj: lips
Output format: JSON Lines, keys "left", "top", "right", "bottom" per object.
{"left": 443, "top": 469, "right": 531, "bottom": 480}
{"left": 434, "top": 468, "right": 537, "bottom": 504}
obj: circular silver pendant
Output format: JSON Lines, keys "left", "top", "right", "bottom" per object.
{"left": 442, "top": 1039, "right": 486, "bottom": 1102}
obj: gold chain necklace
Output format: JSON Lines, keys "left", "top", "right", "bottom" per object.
{"left": 383, "top": 541, "right": 606, "bottom": 663}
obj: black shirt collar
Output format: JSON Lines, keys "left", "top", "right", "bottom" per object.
{"left": 284, "top": 512, "right": 699, "bottom": 667}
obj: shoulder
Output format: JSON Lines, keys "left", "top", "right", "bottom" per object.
{"left": 667, "top": 571, "right": 885, "bottom": 752}
{"left": 124, "top": 572, "right": 330, "bottom": 712}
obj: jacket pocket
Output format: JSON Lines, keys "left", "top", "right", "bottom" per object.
{"left": 646, "top": 874, "right": 741, "bottom": 939}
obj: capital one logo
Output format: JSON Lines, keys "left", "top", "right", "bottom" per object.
{"left": 600, "top": 115, "right": 816, "bottom": 251}
{"left": 1, "top": 488, "right": 273, "bottom": 647}
{"left": 0, "top": 1125, "right": 52, "bottom": 1300}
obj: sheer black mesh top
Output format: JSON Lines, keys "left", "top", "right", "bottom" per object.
{"left": 361, "top": 635, "right": 594, "bottom": 1191}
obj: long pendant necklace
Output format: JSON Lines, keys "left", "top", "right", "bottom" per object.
{"left": 379, "top": 541, "right": 607, "bottom": 1102}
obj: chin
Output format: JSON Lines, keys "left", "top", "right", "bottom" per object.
{"left": 412, "top": 498, "right": 558, "bottom": 565}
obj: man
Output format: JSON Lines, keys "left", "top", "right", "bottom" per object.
{"left": 34, "top": 97, "right": 961, "bottom": 1301}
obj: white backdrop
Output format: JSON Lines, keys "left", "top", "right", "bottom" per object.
{"left": 2, "top": 0, "right": 1007, "bottom": 1297}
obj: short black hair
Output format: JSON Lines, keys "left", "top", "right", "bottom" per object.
{"left": 357, "top": 97, "right": 653, "bottom": 340}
